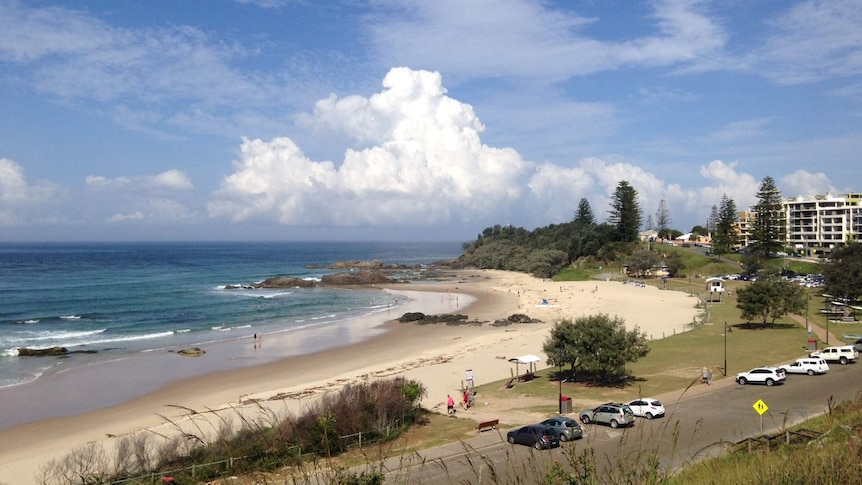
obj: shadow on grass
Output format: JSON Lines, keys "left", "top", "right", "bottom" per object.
{"left": 735, "top": 322, "right": 797, "bottom": 330}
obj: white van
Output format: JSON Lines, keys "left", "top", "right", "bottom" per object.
{"left": 810, "top": 346, "right": 858, "bottom": 365}
{"left": 779, "top": 358, "right": 829, "bottom": 375}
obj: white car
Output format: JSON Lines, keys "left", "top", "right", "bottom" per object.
{"left": 735, "top": 367, "right": 786, "bottom": 386}
{"left": 810, "top": 346, "right": 858, "bottom": 365}
{"left": 779, "top": 358, "right": 829, "bottom": 375}
{"left": 626, "top": 398, "right": 666, "bottom": 419}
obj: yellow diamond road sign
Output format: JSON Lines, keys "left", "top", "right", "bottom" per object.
{"left": 753, "top": 399, "right": 768, "bottom": 415}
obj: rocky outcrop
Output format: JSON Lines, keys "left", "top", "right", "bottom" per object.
{"left": 17, "top": 346, "right": 68, "bottom": 356}
{"left": 327, "top": 260, "right": 386, "bottom": 269}
{"left": 324, "top": 260, "right": 419, "bottom": 270}
{"left": 507, "top": 313, "right": 542, "bottom": 323}
{"left": 258, "top": 276, "right": 316, "bottom": 288}
{"left": 320, "top": 270, "right": 395, "bottom": 285}
{"left": 16, "top": 347, "right": 98, "bottom": 356}
{"left": 492, "top": 314, "right": 543, "bottom": 326}
{"left": 397, "top": 312, "right": 482, "bottom": 326}
{"left": 176, "top": 347, "right": 205, "bottom": 357}
{"left": 224, "top": 270, "right": 397, "bottom": 289}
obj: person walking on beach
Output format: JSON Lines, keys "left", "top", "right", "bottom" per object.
{"left": 447, "top": 394, "right": 455, "bottom": 414}
{"left": 701, "top": 367, "right": 709, "bottom": 385}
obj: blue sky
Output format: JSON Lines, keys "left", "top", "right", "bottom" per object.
{"left": 1, "top": 0, "right": 861, "bottom": 242}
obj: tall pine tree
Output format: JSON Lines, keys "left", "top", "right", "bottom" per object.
{"left": 713, "top": 194, "right": 738, "bottom": 256}
{"left": 655, "top": 199, "right": 671, "bottom": 237}
{"left": 608, "top": 181, "right": 642, "bottom": 243}
{"left": 751, "top": 176, "right": 785, "bottom": 256}
{"left": 574, "top": 198, "right": 596, "bottom": 226}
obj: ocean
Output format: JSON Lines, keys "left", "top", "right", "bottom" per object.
{"left": 0, "top": 241, "right": 462, "bottom": 391}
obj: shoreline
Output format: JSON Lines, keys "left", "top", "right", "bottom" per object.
{"left": 0, "top": 270, "right": 701, "bottom": 483}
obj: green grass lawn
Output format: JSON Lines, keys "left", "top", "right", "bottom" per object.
{"left": 475, "top": 277, "right": 814, "bottom": 415}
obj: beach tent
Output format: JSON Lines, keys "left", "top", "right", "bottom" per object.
{"left": 508, "top": 354, "right": 541, "bottom": 378}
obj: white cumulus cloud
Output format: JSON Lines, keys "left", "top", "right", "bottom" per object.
{"left": 209, "top": 68, "right": 843, "bottom": 234}
{"left": 210, "top": 68, "right": 529, "bottom": 226}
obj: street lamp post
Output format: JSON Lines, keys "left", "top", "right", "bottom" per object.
{"left": 557, "top": 344, "right": 566, "bottom": 414}
{"left": 724, "top": 321, "right": 727, "bottom": 377}
{"left": 558, "top": 357, "right": 563, "bottom": 414}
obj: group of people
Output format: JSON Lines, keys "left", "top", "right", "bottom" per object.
{"left": 701, "top": 366, "right": 714, "bottom": 385}
{"left": 446, "top": 369, "right": 477, "bottom": 415}
{"left": 447, "top": 389, "right": 475, "bottom": 414}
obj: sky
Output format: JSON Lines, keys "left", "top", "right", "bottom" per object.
{"left": 1, "top": 0, "right": 861, "bottom": 242}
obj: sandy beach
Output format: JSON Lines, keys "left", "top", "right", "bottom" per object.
{"left": 0, "top": 269, "right": 700, "bottom": 484}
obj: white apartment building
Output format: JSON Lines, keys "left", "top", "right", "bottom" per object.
{"left": 784, "top": 193, "right": 862, "bottom": 256}
{"left": 730, "top": 193, "right": 861, "bottom": 256}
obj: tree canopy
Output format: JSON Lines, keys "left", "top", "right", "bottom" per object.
{"left": 543, "top": 314, "right": 650, "bottom": 385}
{"left": 712, "top": 194, "right": 738, "bottom": 256}
{"left": 655, "top": 199, "right": 670, "bottom": 235}
{"left": 608, "top": 181, "right": 642, "bottom": 243}
{"left": 736, "top": 278, "right": 805, "bottom": 326}
{"left": 823, "top": 243, "right": 862, "bottom": 302}
{"left": 574, "top": 198, "right": 596, "bottom": 226}
{"left": 751, "top": 176, "right": 785, "bottom": 257}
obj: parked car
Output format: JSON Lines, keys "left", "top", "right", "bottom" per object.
{"left": 852, "top": 338, "right": 862, "bottom": 353}
{"left": 579, "top": 403, "right": 636, "bottom": 428}
{"left": 540, "top": 417, "right": 583, "bottom": 441}
{"left": 506, "top": 424, "right": 560, "bottom": 449}
{"left": 810, "top": 346, "right": 859, "bottom": 365}
{"left": 626, "top": 398, "right": 666, "bottom": 419}
{"left": 779, "top": 358, "right": 829, "bottom": 375}
{"left": 735, "top": 367, "right": 786, "bottom": 386}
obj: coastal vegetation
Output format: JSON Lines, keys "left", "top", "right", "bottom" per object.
{"left": 37, "top": 377, "right": 426, "bottom": 484}
{"left": 458, "top": 182, "right": 643, "bottom": 277}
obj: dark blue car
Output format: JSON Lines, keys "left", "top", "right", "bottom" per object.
{"left": 506, "top": 424, "right": 560, "bottom": 449}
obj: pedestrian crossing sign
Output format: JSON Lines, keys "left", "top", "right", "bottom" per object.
{"left": 753, "top": 399, "right": 768, "bottom": 415}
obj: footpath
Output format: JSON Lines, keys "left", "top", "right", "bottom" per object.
{"left": 787, "top": 313, "right": 844, "bottom": 348}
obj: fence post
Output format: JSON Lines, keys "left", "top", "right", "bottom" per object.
{"left": 786, "top": 431, "right": 790, "bottom": 445}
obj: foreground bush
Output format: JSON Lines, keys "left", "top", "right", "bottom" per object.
{"left": 37, "top": 377, "right": 425, "bottom": 484}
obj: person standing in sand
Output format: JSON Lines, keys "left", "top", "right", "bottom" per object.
{"left": 447, "top": 394, "right": 455, "bottom": 414}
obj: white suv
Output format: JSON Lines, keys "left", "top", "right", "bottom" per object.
{"left": 735, "top": 367, "right": 786, "bottom": 386}
{"left": 810, "top": 346, "right": 858, "bottom": 365}
{"left": 779, "top": 358, "right": 829, "bottom": 375}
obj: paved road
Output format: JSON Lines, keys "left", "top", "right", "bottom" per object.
{"left": 367, "top": 360, "right": 862, "bottom": 484}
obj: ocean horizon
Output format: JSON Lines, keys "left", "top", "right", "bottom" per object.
{"left": 0, "top": 241, "right": 463, "bottom": 392}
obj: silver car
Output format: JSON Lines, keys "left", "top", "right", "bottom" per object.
{"left": 579, "top": 403, "right": 636, "bottom": 428}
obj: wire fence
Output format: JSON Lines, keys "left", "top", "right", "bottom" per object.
{"left": 103, "top": 429, "right": 390, "bottom": 485}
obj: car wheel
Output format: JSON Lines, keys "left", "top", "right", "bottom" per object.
{"left": 534, "top": 441, "right": 543, "bottom": 450}
{"left": 645, "top": 412, "right": 654, "bottom": 420}
{"left": 738, "top": 376, "right": 747, "bottom": 385}
{"left": 766, "top": 378, "right": 774, "bottom": 386}
{"left": 508, "top": 435, "right": 515, "bottom": 444}
{"left": 840, "top": 357, "right": 848, "bottom": 365}
{"left": 580, "top": 416, "right": 591, "bottom": 424}
{"left": 610, "top": 419, "right": 619, "bottom": 429}
{"left": 807, "top": 369, "right": 815, "bottom": 376}
{"left": 559, "top": 434, "right": 568, "bottom": 442}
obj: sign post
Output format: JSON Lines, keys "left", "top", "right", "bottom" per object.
{"left": 753, "top": 399, "right": 768, "bottom": 433}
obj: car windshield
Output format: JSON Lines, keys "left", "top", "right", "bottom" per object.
{"left": 649, "top": 401, "right": 662, "bottom": 406}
